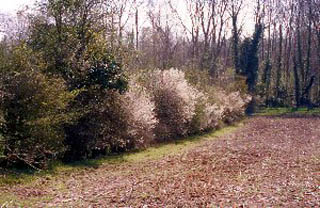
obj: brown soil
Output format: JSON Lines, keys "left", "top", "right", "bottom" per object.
{"left": 1, "top": 115, "right": 320, "bottom": 207}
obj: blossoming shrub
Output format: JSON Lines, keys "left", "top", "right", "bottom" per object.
{"left": 145, "top": 69, "right": 200, "bottom": 141}
{"left": 122, "top": 80, "right": 158, "bottom": 148}
{"left": 184, "top": 69, "right": 250, "bottom": 129}
{"left": 140, "top": 68, "right": 249, "bottom": 140}
{"left": 64, "top": 81, "right": 158, "bottom": 160}
{"left": 190, "top": 94, "right": 223, "bottom": 133}
{"left": 220, "top": 91, "right": 252, "bottom": 124}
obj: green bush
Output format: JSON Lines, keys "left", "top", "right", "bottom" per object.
{"left": 64, "top": 79, "right": 157, "bottom": 161}
{"left": 63, "top": 57, "right": 129, "bottom": 161}
{"left": 64, "top": 90, "right": 131, "bottom": 160}
{"left": 0, "top": 71, "right": 76, "bottom": 168}
{"left": 0, "top": 44, "right": 77, "bottom": 168}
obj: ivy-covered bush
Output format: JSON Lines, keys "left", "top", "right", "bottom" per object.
{"left": 63, "top": 57, "right": 129, "bottom": 161}
{"left": 64, "top": 90, "right": 130, "bottom": 161}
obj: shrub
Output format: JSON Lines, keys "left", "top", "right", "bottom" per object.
{"left": 221, "top": 91, "right": 252, "bottom": 124}
{"left": 64, "top": 83, "right": 158, "bottom": 161}
{"left": 191, "top": 90, "right": 250, "bottom": 129}
{"left": 0, "top": 44, "right": 78, "bottom": 168}
{"left": 123, "top": 80, "right": 158, "bottom": 147}
{"left": 64, "top": 90, "right": 131, "bottom": 161}
{"left": 145, "top": 68, "right": 201, "bottom": 141}
{"left": 0, "top": 71, "right": 76, "bottom": 168}
{"left": 190, "top": 95, "right": 223, "bottom": 133}
{"left": 63, "top": 56, "right": 129, "bottom": 161}
{"left": 140, "top": 68, "right": 250, "bottom": 140}
{"left": 184, "top": 68, "right": 250, "bottom": 128}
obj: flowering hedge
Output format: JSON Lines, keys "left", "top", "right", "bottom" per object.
{"left": 138, "top": 68, "right": 251, "bottom": 141}
{"left": 0, "top": 67, "right": 251, "bottom": 168}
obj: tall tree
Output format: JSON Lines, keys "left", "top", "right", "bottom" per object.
{"left": 240, "top": 23, "right": 263, "bottom": 93}
{"left": 275, "top": 24, "right": 283, "bottom": 98}
{"left": 229, "top": 0, "right": 243, "bottom": 74}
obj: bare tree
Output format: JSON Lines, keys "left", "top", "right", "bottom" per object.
{"left": 229, "top": 0, "right": 243, "bottom": 74}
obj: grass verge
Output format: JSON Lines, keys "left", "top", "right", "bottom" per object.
{"left": 0, "top": 122, "right": 243, "bottom": 187}
{"left": 255, "top": 107, "right": 320, "bottom": 116}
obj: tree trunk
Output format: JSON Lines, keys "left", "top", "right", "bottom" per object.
{"left": 276, "top": 24, "right": 283, "bottom": 98}
{"left": 232, "top": 16, "right": 240, "bottom": 74}
{"left": 293, "top": 54, "right": 301, "bottom": 107}
{"left": 135, "top": 8, "right": 139, "bottom": 50}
